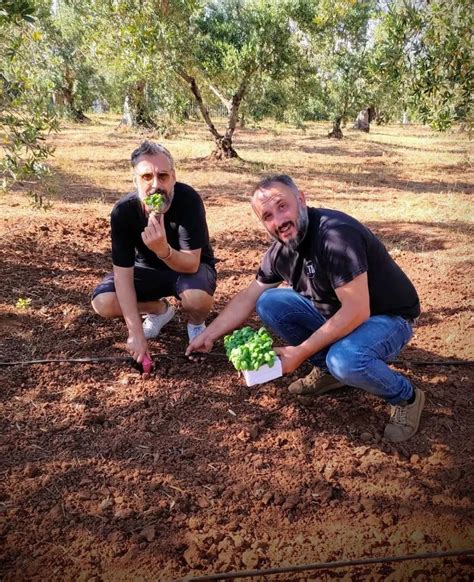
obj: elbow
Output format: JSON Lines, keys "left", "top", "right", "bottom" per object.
{"left": 185, "top": 262, "right": 200, "bottom": 274}
{"left": 346, "top": 303, "right": 370, "bottom": 329}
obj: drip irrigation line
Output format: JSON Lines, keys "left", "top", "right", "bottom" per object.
{"left": 180, "top": 548, "right": 473, "bottom": 581}
{"left": 0, "top": 356, "right": 473, "bottom": 368}
{"left": 396, "top": 359, "right": 473, "bottom": 366}
{"left": 0, "top": 352, "right": 227, "bottom": 367}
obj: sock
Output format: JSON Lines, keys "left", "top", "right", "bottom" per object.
{"left": 407, "top": 390, "right": 416, "bottom": 405}
{"left": 188, "top": 322, "right": 206, "bottom": 331}
{"left": 187, "top": 322, "right": 206, "bottom": 340}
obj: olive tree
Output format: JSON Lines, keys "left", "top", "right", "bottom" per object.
{"left": 0, "top": 1, "right": 58, "bottom": 189}
{"left": 373, "top": 0, "right": 473, "bottom": 131}
{"left": 77, "top": 0, "right": 307, "bottom": 158}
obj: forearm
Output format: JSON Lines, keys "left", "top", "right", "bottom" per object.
{"left": 204, "top": 290, "right": 257, "bottom": 342}
{"left": 156, "top": 245, "right": 199, "bottom": 273}
{"left": 114, "top": 271, "right": 144, "bottom": 336}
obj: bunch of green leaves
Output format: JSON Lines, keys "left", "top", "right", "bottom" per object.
{"left": 224, "top": 326, "right": 276, "bottom": 372}
{"left": 15, "top": 297, "right": 32, "bottom": 310}
{"left": 372, "top": 0, "right": 473, "bottom": 131}
{"left": 0, "top": 2, "right": 58, "bottom": 189}
{"left": 144, "top": 193, "right": 165, "bottom": 212}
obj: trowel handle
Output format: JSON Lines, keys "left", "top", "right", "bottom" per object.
{"left": 142, "top": 354, "right": 153, "bottom": 374}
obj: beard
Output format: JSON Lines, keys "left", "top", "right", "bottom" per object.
{"left": 268, "top": 204, "right": 309, "bottom": 250}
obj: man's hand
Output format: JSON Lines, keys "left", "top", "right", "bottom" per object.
{"left": 186, "top": 330, "right": 215, "bottom": 357}
{"left": 141, "top": 213, "right": 168, "bottom": 258}
{"left": 274, "top": 345, "right": 308, "bottom": 374}
{"left": 126, "top": 333, "right": 150, "bottom": 364}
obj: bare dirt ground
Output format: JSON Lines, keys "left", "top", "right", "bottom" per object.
{"left": 1, "top": 117, "right": 473, "bottom": 581}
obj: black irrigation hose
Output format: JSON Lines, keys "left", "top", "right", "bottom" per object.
{"left": 0, "top": 355, "right": 473, "bottom": 367}
{"left": 0, "top": 352, "right": 227, "bottom": 367}
{"left": 181, "top": 548, "right": 474, "bottom": 581}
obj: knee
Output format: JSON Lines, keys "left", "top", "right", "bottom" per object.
{"left": 256, "top": 288, "right": 291, "bottom": 322}
{"left": 91, "top": 293, "right": 119, "bottom": 318}
{"left": 180, "top": 289, "right": 213, "bottom": 314}
{"left": 326, "top": 344, "right": 364, "bottom": 382}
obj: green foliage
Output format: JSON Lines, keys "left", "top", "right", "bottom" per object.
{"left": 193, "top": 0, "right": 298, "bottom": 89}
{"left": 306, "top": 0, "right": 378, "bottom": 128}
{"left": 15, "top": 297, "right": 32, "bottom": 310}
{"left": 75, "top": 0, "right": 196, "bottom": 125}
{"left": 26, "top": 189, "right": 54, "bottom": 210}
{"left": 44, "top": 2, "right": 108, "bottom": 120}
{"left": 0, "top": 4, "right": 58, "bottom": 188}
{"left": 242, "top": 0, "right": 380, "bottom": 130}
{"left": 373, "top": 0, "right": 473, "bottom": 130}
{"left": 224, "top": 326, "right": 276, "bottom": 371}
{"left": 144, "top": 193, "right": 165, "bottom": 212}
{"left": 0, "top": 0, "right": 36, "bottom": 23}
{"left": 3, "top": 0, "right": 467, "bottom": 170}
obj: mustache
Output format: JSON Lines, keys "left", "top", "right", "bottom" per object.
{"left": 277, "top": 221, "right": 294, "bottom": 233}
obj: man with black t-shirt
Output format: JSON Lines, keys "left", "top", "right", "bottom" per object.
{"left": 187, "top": 175, "right": 424, "bottom": 442}
{"left": 92, "top": 141, "right": 216, "bottom": 365}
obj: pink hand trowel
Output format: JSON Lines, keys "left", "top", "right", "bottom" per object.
{"left": 141, "top": 354, "right": 153, "bottom": 374}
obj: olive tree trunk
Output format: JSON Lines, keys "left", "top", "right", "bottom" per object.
{"left": 328, "top": 117, "right": 344, "bottom": 139}
{"left": 177, "top": 67, "right": 254, "bottom": 160}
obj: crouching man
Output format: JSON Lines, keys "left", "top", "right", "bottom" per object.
{"left": 187, "top": 175, "right": 424, "bottom": 442}
{"left": 92, "top": 141, "right": 217, "bottom": 364}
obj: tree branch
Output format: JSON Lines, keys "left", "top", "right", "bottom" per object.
{"left": 176, "top": 67, "right": 222, "bottom": 140}
{"left": 226, "top": 69, "right": 254, "bottom": 139}
{"left": 208, "top": 83, "right": 231, "bottom": 113}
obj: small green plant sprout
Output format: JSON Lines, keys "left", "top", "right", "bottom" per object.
{"left": 27, "top": 190, "right": 54, "bottom": 211}
{"left": 144, "top": 193, "right": 166, "bottom": 212}
{"left": 224, "top": 326, "right": 277, "bottom": 371}
{"left": 16, "top": 297, "right": 32, "bottom": 310}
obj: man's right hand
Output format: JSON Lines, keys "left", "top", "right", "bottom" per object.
{"left": 186, "top": 330, "right": 215, "bottom": 357}
{"left": 126, "top": 333, "right": 150, "bottom": 363}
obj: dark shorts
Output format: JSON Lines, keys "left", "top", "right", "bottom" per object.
{"left": 92, "top": 263, "right": 217, "bottom": 302}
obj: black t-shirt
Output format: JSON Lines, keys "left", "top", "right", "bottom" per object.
{"left": 111, "top": 182, "right": 216, "bottom": 270}
{"left": 257, "top": 207, "right": 420, "bottom": 320}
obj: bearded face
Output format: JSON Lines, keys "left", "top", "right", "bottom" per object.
{"left": 134, "top": 153, "right": 176, "bottom": 213}
{"left": 276, "top": 202, "right": 309, "bottom": 250}
{"left": 253, "top": 185, "right": 308, "bottom": 250}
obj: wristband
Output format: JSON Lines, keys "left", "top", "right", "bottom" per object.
{"left": 157, "top": 244, "right": 172, "bottom": 261}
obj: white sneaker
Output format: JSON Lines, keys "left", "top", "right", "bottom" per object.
{"left": 187, "top": 322, "right": 206, "bottom": 342}
{"left": 142, "top": 303, "right": 175, "bottom": 339}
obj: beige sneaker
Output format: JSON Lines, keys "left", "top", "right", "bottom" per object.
{"left": 384, "top": 387, "right": 425, "bottom": 442}
{"left": 288, "top": 367, "right": 345, "bottom": 395}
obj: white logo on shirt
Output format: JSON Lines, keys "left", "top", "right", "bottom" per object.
{"left": 304, "top": 260, "right": 316, "bottom": 279}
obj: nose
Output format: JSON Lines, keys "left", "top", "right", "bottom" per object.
{"left": 151, "top": 174, "right": 160, "bottom": 190}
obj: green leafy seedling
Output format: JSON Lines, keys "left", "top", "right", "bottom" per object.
{"left": 224, "top": 326, "right": 276, "bottom": 371}
{"left": 16, "top": 297, "right": 32, "bottom": 310}
{"left": 144, "top": 193, "right": 166, "bottom": 212}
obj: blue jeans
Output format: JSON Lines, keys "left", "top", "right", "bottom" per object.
{"left": 256, "top": 288, "right": 414, "bottom": 405}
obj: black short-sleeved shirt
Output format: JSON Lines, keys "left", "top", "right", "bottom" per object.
{"left": 257, "top": 207, "right": 420, "bottom": 320}
{"left": 111, "top": 182, "right": 216, "bottom": 270}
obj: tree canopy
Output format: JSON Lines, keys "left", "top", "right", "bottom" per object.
{"left": 1, "top": 0, "right": 471, "bottom": 188}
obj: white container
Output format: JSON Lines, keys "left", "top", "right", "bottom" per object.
{"left": 242, "top": 357, "right": 282, "bottom": 387}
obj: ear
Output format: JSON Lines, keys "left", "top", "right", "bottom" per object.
{"left": 298, "top": 190, "right": 307, "bottom": 205}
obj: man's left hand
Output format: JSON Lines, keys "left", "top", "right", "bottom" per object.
{"left": 142, "top": 212, "right": 168, "bottom": 257}
{"left": 274, "top": 345, "right": 307, "bottom": 374}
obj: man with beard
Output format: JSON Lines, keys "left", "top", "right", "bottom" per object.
{"left": 187, "top": 175, "right": 424, "bottom": 442}
{"left": 92, "top": 141, "right": 216, "bottom": 365}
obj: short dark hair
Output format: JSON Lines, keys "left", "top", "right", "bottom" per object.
{"left": 251, "top": 174, "right": 300, "bottom": 198}
{"left": 131, "top": 140, "right": 175, "bottom": 169}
